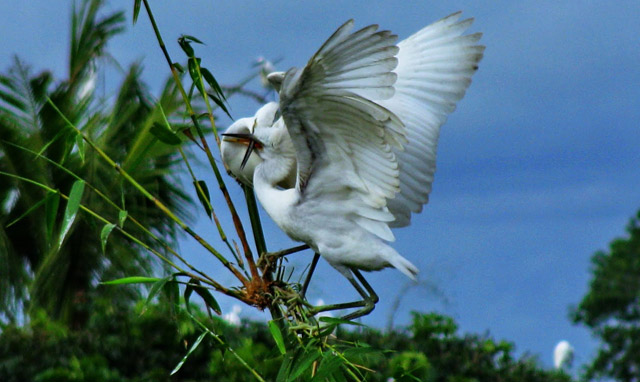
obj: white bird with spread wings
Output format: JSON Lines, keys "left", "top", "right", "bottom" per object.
{"left": 222, "top": 12, "right": 483, "bottom": 318}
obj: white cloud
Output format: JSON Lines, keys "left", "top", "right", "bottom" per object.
{"left": 223, "top": 304, "right": 242, "bottom": 326}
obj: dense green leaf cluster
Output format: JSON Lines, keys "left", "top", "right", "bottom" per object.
{"left": 0, "top": 301, "right": 571, "bottom": 382}
{"left": 573, "top": 210, "right": 640, "bottom": 381}
{"left": 0, "top": 0, "right": 192, "bottom": 327}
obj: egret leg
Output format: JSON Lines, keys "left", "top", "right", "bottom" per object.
{"left": 352, "top": 269, "right": 379, "bottom": 305}
{"left": 342, "top": 269, "right": 379, "bottom": 320}
{"left": 311, "top": 268, "right": 379, "bottom": 321}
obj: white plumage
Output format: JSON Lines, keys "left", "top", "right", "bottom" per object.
{"left": 553, "top": 340, "right": 574, "bottom": 369}
{"left": 221, "top": 12, "right": 483, "bottom": 284}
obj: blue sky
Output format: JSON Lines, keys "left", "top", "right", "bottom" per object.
{"left": 2, "top": 0, "right": 639, "bottom": 372}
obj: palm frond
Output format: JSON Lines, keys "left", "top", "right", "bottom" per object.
{"left": 0, "top": 0, "right": 192, "bottom": 326}
{"left": 70, "top": 0, "right": 125, "bottom": 86}
{"left": 0, "top": 57, "right": 51, "bottom": 133}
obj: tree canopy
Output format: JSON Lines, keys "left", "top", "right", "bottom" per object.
{"left": 0, "top": 300, "right": 572, "bottom": 382}
{"left": 0, "top": 0, "right": 191, "bottom": 327}
{"left": 573, "top": 210, "right": 640, "bottom": 381}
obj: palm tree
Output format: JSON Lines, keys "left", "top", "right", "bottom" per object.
{"left": 0, "top": 0, "right": 192, "bottom": 327}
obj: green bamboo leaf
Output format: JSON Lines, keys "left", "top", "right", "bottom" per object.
{"left": 164, "top": 278, "right": 179, "bottom": 303}
{"left": 207, "top": 92, "right": 233, "bottom": 119}
{"left": 44, "top": 191, "right": 60, "bottom": 244}
{"left": 142, "top": 276, "right": 172, "bottom": 313}
{"left": 118, "top": 210, "right": 127, "bottom": 228}
{"left": 276, "top": 351, "right": 296, "bottom": 382}
{"left": 181, "top": 34, "right": 203, "bottom": 44}
{"left": 332, "top": 368, "right": 348, "bottom": 382}
{"left": 268, "top": 320, "right": 286, "bottom": 355}
{"left": 132, "top": 0, "right": 142, "bottom": 24}
{"left": 288, "top": 349, "right": 322, "bottom": 381}
{"left": 150, "top": 122, "right": 182, "bottom": 145}
{"left": 187, "top": 58, "right": 205, "bottom": 95}
{"left": 310, "top": 352, "right": 343, "bottom": 382}
{"left": 193, "top": 283, "right": 221, "bottom": 315}
{"left": 100, "top": 223, "right": 116, "bottom": 254}
{"left": 201, "top": 68, "right": 226, "bottom": 100}
{"left": 57, "top": 180, "right": 85, "bottom": 250}
{"left": 101, "top": 276, "right": 161, "bottom": 285}
{"left": 178, "top": 36, "right": 195, "bottom": 57}
{"left": 75, "top": 134, "right": 85, "bottom": 163}
{"left": 184, "top": 278, "right": 196, "bottom": 312}
{"left": 171, "top": 331, "right": 207, "bottom": 375}
{"left": 193, "top": 180, "right": 212, "bottom": 218}
{"left": 164, "top": 278, "right": 179, "bottom": 316}
{"left": 172, "top": 62, "right": 185, "bottom": 73}
{"left": 180, "top": 277, "right": 221, "bottom": 314}
{"left": 6, "top": 201, "right": 45, "bottom": 231}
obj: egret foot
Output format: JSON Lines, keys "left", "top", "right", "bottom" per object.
{"left": 310, "top": 268, "right": 379, "bottom": 321}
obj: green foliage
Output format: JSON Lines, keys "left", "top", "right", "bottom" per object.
{"left": 572, "top": 209, "right": 640, "bottom": 381}
{"left": 0, "top": 0, "right": 192, "bottom": 326}
{"left": 0, "top": 1, "right": 588, "bottom": 381}
{"left": 389, "top": 351, "right": 434, "bottom": 382}
{"left": 337, "top": 312, "right": 572, "bottom": 382}
{"left": 0, "top": 305, "right": 571, "bottom": 382}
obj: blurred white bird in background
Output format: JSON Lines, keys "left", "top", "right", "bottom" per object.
{"left": 553, "top": 340, "right": 574, "bottom": 370}
{"left": 255, "top": 56, "right": 277, "bottom": 88}
{"left": 222, "top": 12, "right": 483, "bottom": 318}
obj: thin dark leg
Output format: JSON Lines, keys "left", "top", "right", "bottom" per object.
{"left": 301, "top": 253, "right": 320, "bottom": 298}
{"left": 352, "top": 269, "right": 379, "bottom": 304}
{"left": 311, "top": 268, "right": 379, "bottom": 321}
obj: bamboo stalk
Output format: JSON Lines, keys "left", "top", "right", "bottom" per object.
{"left": 141, "top": 0, "right": 259, "bottom": 281}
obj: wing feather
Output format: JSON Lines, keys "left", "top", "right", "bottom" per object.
{"left": 379, "top": 12, "right": 484, "bottom": 227}
{"left": 279, "top": 21, "right": 405, "bottom": 240}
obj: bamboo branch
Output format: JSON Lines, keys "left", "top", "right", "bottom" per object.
{"left": 0, "top": 170, "right": 242, "bottom": 301}
{"left": 141, "top": 0, "right": 258, "bottom": 281}
{"left": 45, "top": 97, "right": 249, "bottom": 286}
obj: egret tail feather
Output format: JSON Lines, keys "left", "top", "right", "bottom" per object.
{"left": 388, "top": 254, "right": 418, "bottom": 281}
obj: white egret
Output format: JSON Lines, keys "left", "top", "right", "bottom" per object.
{"left": 553, "top": 340, "right": 574, "bottom": 370}
{"left": 222, "top": 12, "right": 483, "bottom": 318}
{"left": 221, "top": 102, "right": 296, "bottom": 188}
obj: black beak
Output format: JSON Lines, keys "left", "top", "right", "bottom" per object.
{"left": 221, "top": 133, "right": 260, "bottom": 170}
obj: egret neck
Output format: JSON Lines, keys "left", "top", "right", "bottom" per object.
{"left": 252, "top": 146, "right": 299, "bottom": 236}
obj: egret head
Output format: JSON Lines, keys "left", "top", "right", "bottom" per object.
{"left": 221, "top": 116, "right": 262, "bottom": 186}
{"left": 222, "top": 102, "right": 296, "bottom": 188}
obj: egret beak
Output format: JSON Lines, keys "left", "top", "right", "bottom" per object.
{"left": 221, "top": 132, "right": 262, "bottom": 170}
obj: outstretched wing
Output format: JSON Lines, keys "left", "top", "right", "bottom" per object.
{"left": 279, "top": 20, "right": 406, "bottom": 241}
{"left": 381, "top": 12, "right": 484, "bottom": 227}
